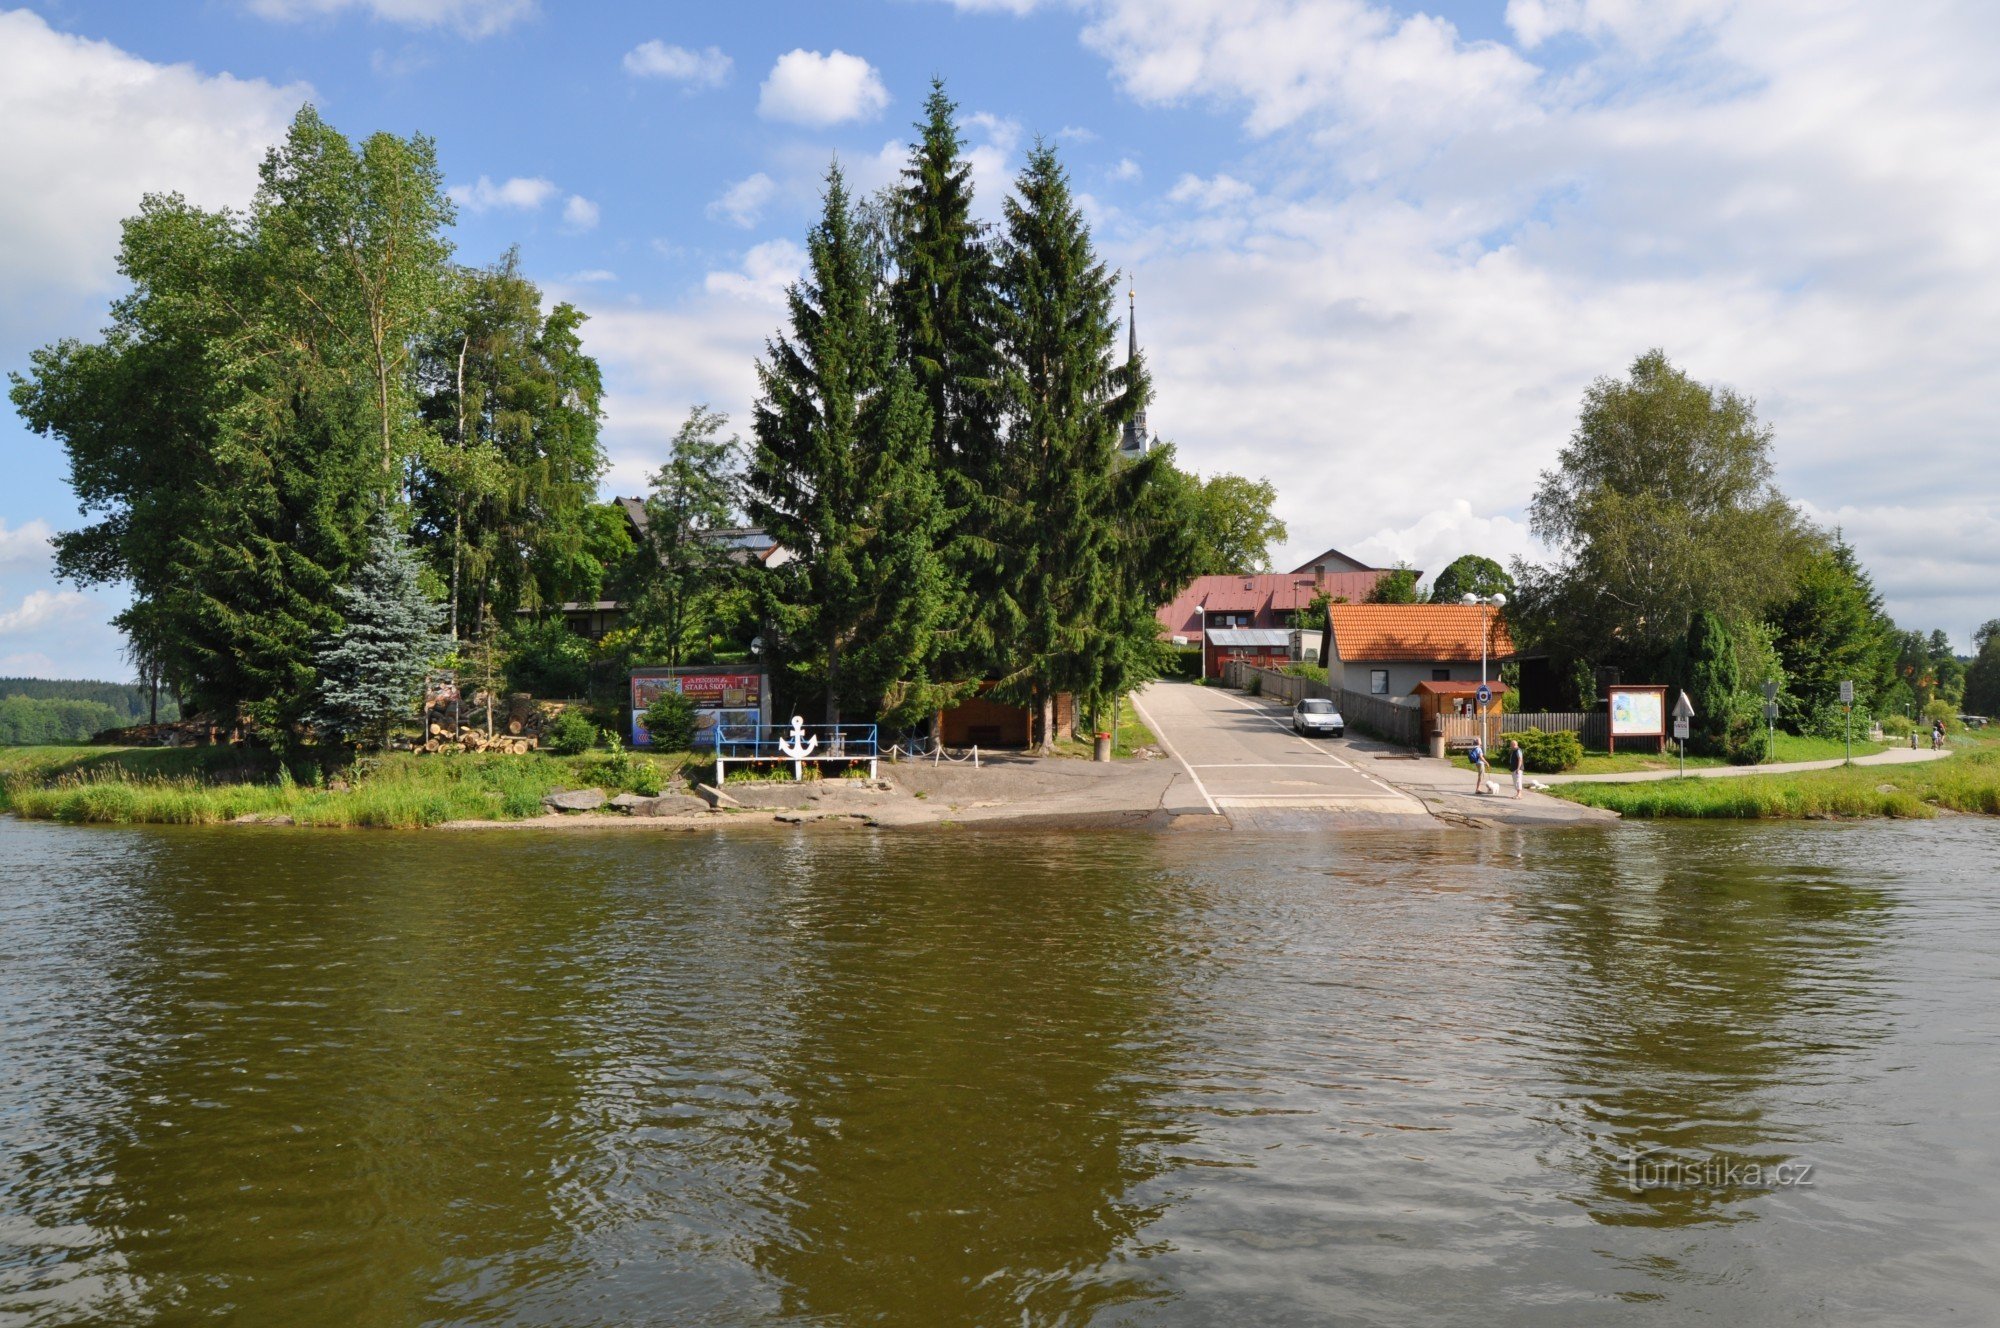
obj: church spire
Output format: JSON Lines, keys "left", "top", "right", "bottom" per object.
{"left": 1120, "top": 280, "right": 1150, "bottom": 457}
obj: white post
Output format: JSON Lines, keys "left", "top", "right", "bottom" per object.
{"left": 1480, "top": 605, "right": 1490, "bottom": 755}
{"left": 973, "top": 744, "right": 980, "bottom": 769}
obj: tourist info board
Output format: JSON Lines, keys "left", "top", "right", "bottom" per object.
{"left": 1607, "top": 684, "right": 1670, "bottom": 753}
{"left": 629, "top": 667, "right": 769, "bottom": 748}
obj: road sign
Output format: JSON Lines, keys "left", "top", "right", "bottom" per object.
{"left": 1761, "top": 681, "right": 1779, "bottom": 701}
{"left": 1475, "top": 683, "right": 1491, "bottom": 706}
{"left": 1839, "top": 680, "right": 1854, "bottom": 704}
{"left": 1673, "top": 718, "right": 1690, "bottom": 741}
{"left": 1764, "top": 702, "right": 1780, "bottom": 720}
{"left": 1673, "top": 691, "right": 1695, "bottom": 721}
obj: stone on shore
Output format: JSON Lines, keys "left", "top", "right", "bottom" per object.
{"left": 542, "top": 788, "right": 606, "bottom": 813}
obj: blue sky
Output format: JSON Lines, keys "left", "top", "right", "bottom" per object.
{"left": 2, "top": 0, "right": 1996, "bottom": 680}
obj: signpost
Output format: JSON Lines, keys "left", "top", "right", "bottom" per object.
{"left": 1839, "top": 679, "right": 1855, "bottom": 764}
{"left": 1761, "top": 681, "right": 1780, "bottom": 763}
{"left": 1672, "top": 691, "right": 1695, "bottom": 778}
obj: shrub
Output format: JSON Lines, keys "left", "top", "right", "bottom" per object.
{"left": 1881, "top": 713, "right": 1914, "bottom": 737}
{"left": 1513, "top": 727, "right": 1582, "bottom": 773}
{"left": 639, "top": 689, "right": 699, "bottom": 751}
{"left": 502, "top": 619, "right": 593, "bottom": 699}
{"left": 1246, "top": 674, "right": 1262, "bottom": 696}
{"left": 543, "top": 709, "right": 600, "bottom": 755}
{"left": 1923, "top": 699, "right": 1962, "bottom": 734}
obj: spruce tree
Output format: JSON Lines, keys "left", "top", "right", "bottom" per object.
{"left": 890, "top": 81, "right": 1002, "bottom": 688}
{"left": 1683, "top": 609, "right": 1738, "bottom": 753}
{"left": 990, "top": 144, "right": 1144, "bottom": 752}
{"left": 747, "top": 166, "right": 952, "bottom": 727}
{"left": 312, "top": 510, "right": 445, "bottom": 748}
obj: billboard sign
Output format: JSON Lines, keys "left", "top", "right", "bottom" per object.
{"left": 630, "top": 668, "right": 767, "bottom": 748}
{"left": 1609, "top": 686, "right": 1666, "bottom": 737}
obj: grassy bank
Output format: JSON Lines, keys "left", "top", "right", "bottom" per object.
{"left": 0, "top": 745, "right": 702, "bottom": 829}
{"left": 1451, "top": 731, "right": 1887, "bottom": 776}
{"left": 1550, "top": 749, "right": 2000, "bottom": 820}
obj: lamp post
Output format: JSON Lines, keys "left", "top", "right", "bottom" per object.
{"left": 1462, "top": 592, "right": 1507, "bottom": 753}
{"left": 1195, "top": 604, "right": 1207, "bottom": 680}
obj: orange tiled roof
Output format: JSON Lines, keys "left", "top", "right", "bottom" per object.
{"left": 1156, "top": 571, "right": 1389, "bottom": 638}
{"left": 1326, "top": 604, "right": 1515, "bottom": 663}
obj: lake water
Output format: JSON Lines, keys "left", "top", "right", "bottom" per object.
{"left": 3, "top": 815, "right": 1999, "bottom": 1325}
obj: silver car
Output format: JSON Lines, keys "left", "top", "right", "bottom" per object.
{"left": 1292, "top": 697, "right": 1345, "bottom": 737}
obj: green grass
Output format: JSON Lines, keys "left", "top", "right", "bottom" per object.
{"left": 1052, "top": 709, "right": 1159, "bottom": 759}
{"left": 1450, "top": 731, "right": 1889, "bottom": 776}
{"left": 0, "top": 744, "right": 705, "bottom": 829}
{"left": 1550, "top": 748, "right": 2000, "bottom": 820}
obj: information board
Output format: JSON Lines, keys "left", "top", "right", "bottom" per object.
{"left": 630, "top": 668, "right": 767, "bottom": 748}
{"left": 1609, "top": 687, "right": 1665, "bottom": 737}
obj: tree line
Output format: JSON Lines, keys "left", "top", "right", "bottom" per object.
{"left": 12, "top": 106, "right": 616, "bottom": 741}
{"left": 1507, "top": 350, "right": 1980, "bottom": 752}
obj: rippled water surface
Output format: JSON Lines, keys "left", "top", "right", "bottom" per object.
{"left": 5, "top": 816, "right": 2000, "bottom": 1325}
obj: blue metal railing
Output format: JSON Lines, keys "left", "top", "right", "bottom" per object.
{"left": 712, "top": 721, "right": 879, "bottom": 762}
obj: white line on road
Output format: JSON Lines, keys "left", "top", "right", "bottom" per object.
{"left": 1128, "top": 690, "right": 1221, "bottom": 816}
{"left": 1204, "top": 688, "right": 1418, "bottom": 802}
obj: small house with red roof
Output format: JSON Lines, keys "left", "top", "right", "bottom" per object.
{"left": 1156, "top": 552, "right": 1403, "bottom": 679}
{"left": 1325, "top": 603, "right": 1515, "bottom": 700}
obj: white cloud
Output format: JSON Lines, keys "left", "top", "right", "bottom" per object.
{"left": 702, "top": 239, "right": 805, "bottom": 305}
{"left": 758, "top": 49, "right": 891, "bottom": 127}
{"left": 562, "top": 194, "right": 600, "bottom": 231}
{"left": 1110, "top": 157, "right": 1142, "bottom": 182}
{"left": 1345, "top": 501, "right": 1541, "bottom": 586}
{"left": 448, "top": 175, "right": 557, "bottom": 212}
{"left": 622, "top": 40, "right": 732, "bottom": 88}
{"left": 0, "top": 519, "right": 55, "bottom": 566}
{"left": 708, "top": 173, "right": 777, "bottom": 228}
{"left": 1167, "top": 172, "right": 1255, "bottom": 208}
{"left": 564, "top": 269, "right": 618, "bottom": 283}
{"left": 577, "top": 241, "right": 807, "bottom": 495}
{"left": 0, "top": 588, "right": 93, "bottom": 635}
{"left": 0, "top": 652, "right": 61, "bottom": 678}
{"left": 0, "top": 10, "right": 305, "bottom": 336}
{"left": 242, "top": 0, "right": 533, "bottom": 38}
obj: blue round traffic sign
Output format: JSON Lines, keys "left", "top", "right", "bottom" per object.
{"left": 1475, "top": 684, "right": 1492, "bottom": 705}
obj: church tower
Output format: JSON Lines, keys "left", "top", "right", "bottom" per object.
{"left": 1118, "top": 284, "right": 1152, "bottom": 459}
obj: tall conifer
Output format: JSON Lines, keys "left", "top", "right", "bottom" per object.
{"left": 748, "top": 166, "right": 953, "bottom": 727}
{"left": 990, "top": 145, "right": 1145, "bottom": 751}
{"left": 311, "top": 509, "right": 445, "bottom": 748}
{"left": 890, "top": 82, "right": 1002, "bottom": 686}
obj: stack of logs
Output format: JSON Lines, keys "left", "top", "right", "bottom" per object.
{"left": 414, "top": 693, "right": 567, "bottom": 755}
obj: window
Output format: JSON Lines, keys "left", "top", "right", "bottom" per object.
{"left": 1432, "top": 668, "right": 1452, "bottom": 681}
{"left": 1370, "top": 670, "right": 1389, "bottom": 696}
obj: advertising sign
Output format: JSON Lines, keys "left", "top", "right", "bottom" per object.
{"left": 630, "top": 668, "right": 766, "bottom": 748}
{"left": 1609, "top": 687, "right": 1665, "bottom": 737}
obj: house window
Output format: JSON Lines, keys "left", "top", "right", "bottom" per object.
{"left": 1370, "top": 670, "right": 1389, "bottom": 696}
{"left": 1432, "top": 668, "right": 1452, "bottom": 681}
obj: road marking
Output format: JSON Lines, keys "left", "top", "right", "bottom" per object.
{"left": 1189, "top": 762, "right": 1358, "bottom": 769}
{"left": 1128, "top": 689, "right": 1221, "bottom": 816}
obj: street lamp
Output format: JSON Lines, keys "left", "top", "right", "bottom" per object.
{"left": 1462, "top": 593, "right": 1506, "bottom": 753}
{"left": 1195, "top": 604, "right": 1207, "bottom": 680}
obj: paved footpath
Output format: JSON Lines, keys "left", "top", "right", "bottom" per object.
{"left": 1542, "top": 745, "right": 1951, "bottom": 784}
{"left": 1131, "top": 681, "right": 1430, "bottom": 824}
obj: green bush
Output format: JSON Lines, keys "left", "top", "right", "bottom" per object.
{"left": 1881, "top": 713, "right": 1914, "bottom": 737}
{"left": 1513, "top": 728, "right": 1582, "bottom": 773}
{"left": 1923, "top": 699, "right": 1962, "bottom": 734}
{"left": 1246, "top": 674, "right": 1262, "bottom": 696}
{"left": 502, "top": 619, "right": 593, "bottom": 699}
{"left": 639, "top": 689, "right": 699, "bottom": 751}
{"left": 543, "top": 708, "right": 600, "bottom": 755}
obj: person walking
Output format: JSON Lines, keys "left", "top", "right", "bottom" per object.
{"left": 1507, "top": 739, "right": 1525, "bottom": 798}
{"left": 1933, "top": 719, "right": 1947, "bottom": 751}
{"left": 1469, "top": 739, "right": 1487, "bottom": 794}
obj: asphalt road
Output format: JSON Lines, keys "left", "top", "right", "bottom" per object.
{"left": 1131, "top": 681, "right": 1430, "bottom": 824}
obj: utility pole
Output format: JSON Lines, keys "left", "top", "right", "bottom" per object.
{"left": 1462, "top": 592, "right": 1506, "bottom": 755}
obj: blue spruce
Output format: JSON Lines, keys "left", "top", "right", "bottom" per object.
{"left": 313, "top": 510, "right": 446, "bottom": 747}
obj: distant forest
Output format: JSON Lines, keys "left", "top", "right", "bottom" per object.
{"left": 0, "top": 678, "right": 178, "bottom": 745}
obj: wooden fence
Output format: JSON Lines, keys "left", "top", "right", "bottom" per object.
{"left": 1223, "top": 663, "right": 1605, "bottom": 750}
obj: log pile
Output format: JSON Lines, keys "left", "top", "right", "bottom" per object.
{"left": 412, "top": 693, "right": 578, "bottom": 755}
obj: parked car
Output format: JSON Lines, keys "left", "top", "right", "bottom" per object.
{"left": 1293, "top": 697, "right": 1345, "bottom": 737}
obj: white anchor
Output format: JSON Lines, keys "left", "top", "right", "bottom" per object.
{"left": 775, "top": 714, "right": 818, "bottom": 780}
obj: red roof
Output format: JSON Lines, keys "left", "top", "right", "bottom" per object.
{"left": 1156, "top": 570, "right": 1389, "bottom": 639}
{"left": 1326, "top": 604, "right": 1516, "bottom": 663}
{"left": 1410, "top": 680, "right": 1511, "bottom": 696}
